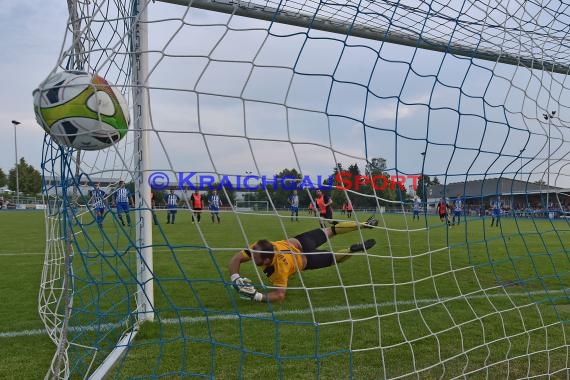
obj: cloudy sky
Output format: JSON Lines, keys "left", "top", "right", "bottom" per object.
{"left": 3, "top": 0, "right": 569, "bottom": 190}
{"left": 0, "top": 1, "right": 68, "bottom": 174}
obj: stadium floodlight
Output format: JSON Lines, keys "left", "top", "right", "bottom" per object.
{"left": 543, "top": 111, "right": 556, "bottom": 210}
{"left": 11, "top": 120, "right": 20, "bottom": 206}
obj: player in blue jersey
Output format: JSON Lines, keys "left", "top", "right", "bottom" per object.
{"left": 289, "top": 190, "right": 299, "bottom": 222}
{"left": 452, "top": 195, "right": 463, "bottom": 225}
{"left": 412, "top": 196, "right": 421, "bottom": 221}
{"left": 165, "top": 189, "right": 180, "bottom": 224}
{"left": 209, "top": 189, "right": 223, "bottom": 224}
{"left": 113, "top": 180, "right": 132, "bottom": 227}
{"left": 491, "top": 199, "right": 501, "bottom": 227}
{"left": 90, "top": 183, "right": 106, "bottom": 227}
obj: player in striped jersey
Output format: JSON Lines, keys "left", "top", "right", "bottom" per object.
{"left": 113, "top": 180, "right": 132, "bottom": 227}
{"left": 412, "top": 196, "right": 421, "bottom": 221}
{"left": 452, "top": 195, "right": 463, "bottom": 225}
{"left": 229, "top": 216, "right": 378, "bottom": 303}
{"left": 491, "top": 199, "right": 501, "bottom": 227}
{"left": 165, "top": 189, "right": 180, "bottom": 224}
{"left": 90, "top": 183, "right": 106, "bottom": 227}
{"left": 208, "top": 189, "right": 222, "bottom": 224}
{"left": 288, "top": 190, "right": 299, "bottom": 222}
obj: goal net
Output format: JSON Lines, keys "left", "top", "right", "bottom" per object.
{"left": 39, "top": 0, "right": 570, "bottom": 378}
{"left": 235, "top": 200, "right": 269, "bottom": 212}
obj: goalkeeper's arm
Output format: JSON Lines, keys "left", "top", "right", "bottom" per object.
{"left": 229, "top": 273, "right": 286, "bottom": 303}
{"left": 228, "top": 251, "right": 286, "bottom": 303}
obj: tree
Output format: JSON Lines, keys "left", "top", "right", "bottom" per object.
{"left": 332, "top": 163, "right": 344, "bottom": 177}
{"left": 368, "top": 157, "right": 386, "bottom": 173}
{"left": 0, "top": 168, "right": 6, "bottom": 188}
{"left": 265, "top": 168, "right": 302, "bottom": 208}
{"left": 153, "top": 190, "right": 165, "bottom": 206}
{"left": 347, "top": 163, "right": 361, "bottom": 177}
{"left": 416, "top": 175, "right": 432, "bottom": 202}
{"left": 8, "top": 158, "right": 41, "bottom": 195}
{"left": 362, "top": 157, "right": 401, "bottom": 206}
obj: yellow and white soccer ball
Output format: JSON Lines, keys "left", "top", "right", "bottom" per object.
{"left": 33, "top": 70, "right": 130, "bottom": 150}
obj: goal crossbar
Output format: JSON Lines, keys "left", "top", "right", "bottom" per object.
{"left": 160, "top": 0, "right": 570, "bottom": 74}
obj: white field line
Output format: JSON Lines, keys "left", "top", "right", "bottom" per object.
{"left": 2, "top": 289, "right": 568, "bottom": 339}
{"left": 0, "top": 252, "right": 45, "bottom": 256}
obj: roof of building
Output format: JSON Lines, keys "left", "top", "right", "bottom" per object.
{"left": 428, "top": 177, "right": 562, "bottom": 199}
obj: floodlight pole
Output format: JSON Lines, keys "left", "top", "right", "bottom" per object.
{"left": 245, "top": 171, "right": 252, "bottom": 202}
{"left": 543, "top": 111, "right": 555, "bottom": 210}
{"left": 11, "top": 120, "right": 21, "bottom": 206}
{"left": 420, "top": 152, "right": 426, "bottom": 205}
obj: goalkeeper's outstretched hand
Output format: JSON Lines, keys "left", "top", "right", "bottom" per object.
{"left": 231, "top": 275, "right": 263, "bottom": 301}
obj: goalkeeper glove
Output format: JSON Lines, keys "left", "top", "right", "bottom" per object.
{"left": 231, "top": 274, "right": 263, "bottom": 302}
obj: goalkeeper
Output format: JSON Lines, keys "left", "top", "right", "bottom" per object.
{"left": 229, "top": 217, "right": 378, "bottom": 303}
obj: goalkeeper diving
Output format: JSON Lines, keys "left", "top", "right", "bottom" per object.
{"left": 228, "top": 217, "right": 378, "bottom": 303}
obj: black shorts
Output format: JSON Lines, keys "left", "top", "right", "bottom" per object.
{"left": 295, "top": 229, "right": 335, "bottom": 270}
{"left": 320, "top": 209, "right": 333, "bottom": 220}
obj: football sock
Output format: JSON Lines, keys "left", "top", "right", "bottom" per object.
{"left": 331, "top": 218, "right": 377, "bottom": 235}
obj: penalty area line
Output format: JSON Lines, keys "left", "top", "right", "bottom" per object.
{"left": 0, "top": 252, "right": 45, "bottom": 256}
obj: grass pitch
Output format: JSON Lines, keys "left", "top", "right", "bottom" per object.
{"left": 1, "top": 210, "right": 570, "bottom": 379}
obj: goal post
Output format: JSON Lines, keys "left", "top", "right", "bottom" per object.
{"left": 132, "top": 0, "right": 154, "bottom": 323}
{"left": 38, "top": 0, "right": 570, "bottom": 378}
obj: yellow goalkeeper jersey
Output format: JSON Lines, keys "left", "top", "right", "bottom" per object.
{"left": 241, "top": 240, "right": 304, "bottom": 287}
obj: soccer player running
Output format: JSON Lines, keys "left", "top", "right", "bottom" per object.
{"left": 315, "top": 189, "right": 333, "bottom": 228}
{"left": 90, "top": 183, "right": 106, "bottom": 227}
{"left": 113, "top": 180, "right": 132, "bottom": 227}
{"left": 165, "top": 189, "right": 179, "bottom": 224}
{"left": 228, "top": 216, "right": 378, "bottom": 303}
{"left": 190, "top": 189, "right": 203, "bottom": 223}
{"left": 452, "top": 195, "right": 463, "bottom": 225}
{"left": 288, "top": 190, "right": 300, "bottom": 222}
{"left": 412, "top": 196, "right": 421, "bottom": 221}
{"left": 209, "top": 189, "right": 222, "bottom": 224}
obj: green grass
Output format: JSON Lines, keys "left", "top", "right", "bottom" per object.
{"left": 1, "top": 210, "right": 570, "bottom": 378}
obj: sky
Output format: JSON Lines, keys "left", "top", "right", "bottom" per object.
{"left": 2, "top": 0, "right": 569, "bottom": 190}
{"left": 0, "top": 1, "right": 68, "bottom": 174}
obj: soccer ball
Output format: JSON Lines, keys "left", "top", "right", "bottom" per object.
{"left": 33, "top": 71, "right": 130, "bottom": 150}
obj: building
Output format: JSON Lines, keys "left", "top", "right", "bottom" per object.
{"left": 426, "top": 177, "right": 567, "bottom": 215}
